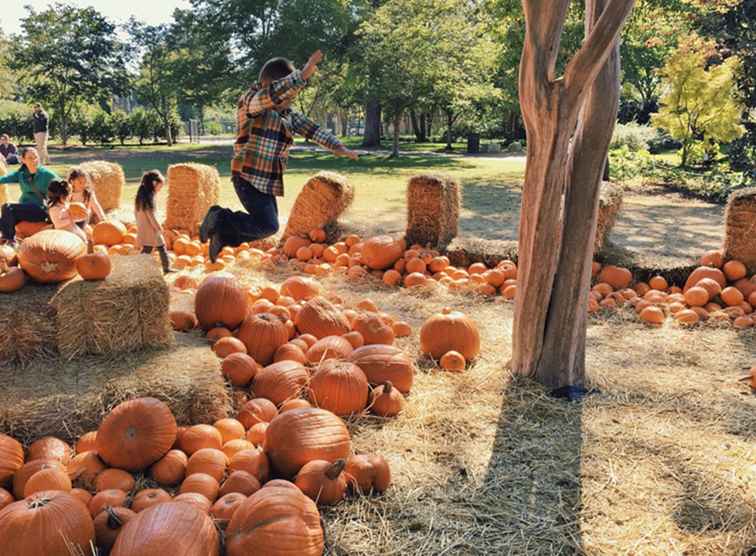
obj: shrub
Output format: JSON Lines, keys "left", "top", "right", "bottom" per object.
{"left": 610, "top": 123, "right": 656, "bottom": 152}
{"left": 608, "top": 145, "right": 657, "bottom": 180}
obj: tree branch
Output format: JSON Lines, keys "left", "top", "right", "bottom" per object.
{"left": 564, "top": 0, "right": 635, "bottom": 108}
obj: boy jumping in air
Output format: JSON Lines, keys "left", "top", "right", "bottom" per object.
{"left": 201, "top": 50, "right": 359, "bottom": 261}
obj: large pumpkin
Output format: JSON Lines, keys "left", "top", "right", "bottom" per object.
{"left": 75, "top": 252, "right": 112, "bottom": 280}
{"left": 683, "top": 266, "right": 727, "bottom": 293}
{"left": 195, "top": 272, "right": 248, "bottom": 330}
{"left": 111, "top": 502, "right": 220, "bottom": 556}
{"left": 18, "top": 229, "right": 86, "bottom": 283}
{"left": 361, "top": 235, "right": 404, "bottom": 270}
{"left": 280, "top": 276, "right": 321, "bottom": 301}
{"left": 96, "top": 397, "right": 178, "bottom": 472}
{"left": 294, "top": 297, "right": 351, "bottom": 338}
{"left": 237, "top": 313, "right": 290, "bottom": 366}
{"left": 348, "top": 345, "right": 415, "bottom": 394}
{"left": 309, "top": 361, "right": 369, "bottom": 417}
{"left": 0, "top": 433, "right": 24, "bottom": 484}
{"left": 225, "top": 481, "right": 324, "bottom": 556}
{"left": 352, "top": 313, "right": 395, "bottom": 345}
{"left": 420, "top": 311, "right": 480, "bottom": 360}
{"left": 251, "top": 361, "right": 310, "bottom": 406}
{"left": 597, "top": 265, "right": 632, "bottom": 290}
{"left": 0, "top": 491, "right": 95, "bottom": 556}
{"left": 92, "top": 221, "right": 127, "bottom": 246}
{"left": 263, "top": 408, "right": 351, "bottom": 478}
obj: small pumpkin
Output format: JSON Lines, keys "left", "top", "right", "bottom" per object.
{"left": 0, "top": 488, "right": 12, "bottom": 511}
{"left": 213, "top": 336, "right": 248, "bottom": 358}
{"left": 210, "top": 492, "right": 247, "bottom": 528}
{"left": 94, "top": 506, "right": 136, "bottom": 553}
{"left": 361, "top": 235, "right": 404, "bottom": 270}
{"left": 229, "top": 449, "right": 270, "bottom": 483}
{"left": 131, "top": 488, "right": 172, "bottom": 512}
{"left": 280, "top": 276, "right": 321, "bottom": 301}
{"left": 13, "top": 460, "right": 65, "bottom": 499}
{"left": 0, "top": 265, "right": 25, "bottom": 293}
{"left": 173, "top": 492, "right": 213, "bottom": 513}
{"left": 186, "top": 448, "right": 228, "bottom": 482}
{"left": 344, "top": 454, "right": 391, "bottom": 494}
{"left": 683, "top": 266, "right": 727, "bottom": 293}
{"left": 0, "top": 433, "right": 24, "bottom": 484}
{"left": 28, "top": 436, "right": 73, "bottom": 464}
{"left": 343, "top": 330, "right": 365, "bottom": 349}
{"left": 420, "top": 311, "right": 481, "bottom": 361}
{"left": 440, "top": 351, "right": 466, "bottom": 371}
{"left": 75, "top": 252, "right": 112, "bottom": 280}
{"left": 88, "top": 489, "right": 128, "bottom": 517}
{"left": 220, "top": 470, "right": 261, "bottom": 497}
{"left": 223, "top": 439, "right": 255, "bottom": 459}
{"left": 251, "top": 361, "right": 310, "bottom": 406}
{"left": 213, "top": 419, "right": 246, "bottom": 444}
{"left": 309, "top": 361, "right": 369, "bottom": 417}
{"left": 283, "top": 236, "right": 311, "bottom": 258}
{"left": 294, "top": 459, "right": 348, "bottom": 506}
{"left": 273, "top": 342, "right": 308, "bottom": 364}
{"left": 92, "top": 221, "right": 127, "bottom": 246}
{"left": 369, "top": 381, "right": 405, "bottom": 417}
{"left": 597, "top": 265, "right": 632, "bottom": 290}
{"left": 180, "top": 472, "right": 220, "bottom": 503}
{"left": 639, "top": 306, "right": 665, "bottom": 325}
{"left": 75, "top": 431, "right": 98, "bottom": 454}
{"left": 280, "top": 399, "right": 312, "bottom": 412}
{"left": 180, "top": 424, "right": 223, "bottom": 455}
{"left": 306, "top": 335, "right": 354, "bottom": 364}
{"left": 723, "top": 260, "right": 747, "bottom": 282}
{"left": 237, "top": 398, "right": 278, "bottom": 430}
{"left": 94, "top": 468, "right": 135, "bottom": 492}
{"left": 352, "top": 313, "right": 395, "bottom": 345}
{"left": 221, "top": 353, "right": 258, "bottom": 387}
{"left": 24, "top": 467, "right": 72, "bottom": 497}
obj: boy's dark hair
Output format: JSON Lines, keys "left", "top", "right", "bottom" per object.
{"left": 68, "top": 168, "right": 93, "bottom": 203}
{"left": 48, "top": 180, "right": 71, "bottom": 207}
{"left": 19, "top": 146, "right": 36, "bottom": 159}
{"left": 259, "top": 57, "right": 295, "bottom": 84}
{"left": 135, "top": 170, "right": 164, "bottom": 212}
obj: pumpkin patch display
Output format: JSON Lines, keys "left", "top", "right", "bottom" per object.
{"left": 420, "top": 311, "right": 481, "bottom": 361}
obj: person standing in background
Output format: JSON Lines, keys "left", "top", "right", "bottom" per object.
{"left": 32, "top": 104, "right": 50, "bottom": 164}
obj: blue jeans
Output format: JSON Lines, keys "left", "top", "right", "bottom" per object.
{"left": 0, "top": 203, "right": 49, "bottom": 240}
{"left": 216, "top": 175, "right": 279, "bottom": 246}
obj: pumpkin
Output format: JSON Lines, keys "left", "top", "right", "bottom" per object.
{"left": 131, "top": 488, "right": 172, "bottom": 512}
{"left": 96, "top": 397, "right": 177, "bottom": 472}
{"left": 237, "top": 312, "right": 290, "bottom": 366}
{"left": 352, "top": 313, "right": 395, "bottom": 345}
{"left": 186, "top": 449, "right": 228, "bottom": 482}
{"left": 173, "top": 492, "right": 213, "bottom": 512}
{"left": 210, "top": 492, "right": 246, "bottom": 528}
{"left": 0, "top": 244, "right": 17, "bottom": 266}
{"left": 344, "top": 454, "right": 391, "bottom": 494}
{"left": 723, "top": 260, "right": 747, "bottom": 281}
{"left": 348, "top": 345, "right": 415, "bottom": 394}
{"left": 639, "top": 306, "right": 665, "bottom": 325}
{"left": 361, "top": 235, "right": 403, "bottom": 270}
{"left": 343, "top": 330, "right": 365, "bottom": 349}
{"left": 170, "top": 310, "right": 198, "bottom": 332}
{"left": 648, "top": 276, "right": 668, "bottom": 291}
{"left": 92, "top": 221, "right": 126, "bottom": 246}
{"left": 214, "top": 419, "right": 246, "bottom": 444}
{"left": 699, "top": 250, "right": 723, "bottom": 268}
{"left": 220, "top": 471, "right": 261, "bottom": 498}
{"left": 223, "top": 439, "right": 255, "bottom": 459}
{"left": 94, "top": 468, "right": 135, "bottom": 492}
{"left": 721, "top": 287, "right": 744, "bottom": 307}
{"left": 440, "top": 351, "right": 466, "bottom": 371}
{"left": 295, "top": 297, "right": 351, "bottom": 338}
{"left": 309, "top": 361, "right": 369, "bottom": 417}
{"left": 283, "top": 236, "right": 311, "bottom": 258}
{"left": 370, "top": 381, "right": 405, "bottom": 417}
{"left": 180, "top": 473, "right": 220, "bottom": 503}
{"left": 299, "top": 334, "right": 318, "bottom": 348}
{"left": 69, "top": 488, "right": 91, "bottom": 507}
{"left": 280, "top": 276, "right": 321, "bottom": 301}
{"left": 111, "top": 501, "right": 220, "bottom": 556}
{"left": 94, "top": 506, "right": 136, "bottom": 553}
{"left": 280, "top": 399, "right": 312, "bottom": 412}
{"left": 173, "top": 274, "right": 199, "bottom": 290}
{"left": 13, "top": 459, "right": 65, "bottom": 499}
{"left": 0, "top": 491, "right": 95, "bottom": 555}
{"left": 195, "top": 272, "right": 248, "bottom": 330}
{"left": 18, "top": 229, "right": 86, "bottom": 283}
{"left": 0, "top": 488, "right": 12, "bottom": 511}
{"left": 75, "top": 431, "right": 97, "bottom": 454}
{"left": 306, "top": 335, "right": 354, "bottom": 363}
{"left": 296, "top": 246, "right": 313, "bottom": 261}
{"left": 294, "top": 459, "right": 348, "bottom": 506}
{"left": 683, "top": 266, "right": 727, "bottom": 293}
{"left": 75, "top": 252, "right": 111, "bottom": 280}
{"left": 264, "top": 407, "right": 351, "bottom": 478}
{"left": 27, "top": 436, "right": 71, "bottom": 464}
{"left": 245, "top": 423, "right": 268, "bottom": 446}
{"left": 420, "top": 311, "right": 480, "bottom": 360}
{"left": 0, "top": 433, "right": 24, "bottom": 484}
{"left": 0, "top": 265, "right": 25, "bottom": 292}
{"left": 179, "top": 425, "right": 223, "bottom": 455}
{"left": 207, "top": 327, "right": 233, "bottom": 343}
{"left": 309, "top": 228, "right": 326, "bottom": 242}
{"left": 213, "top": 336, "right": 248, "bottom": 358}
{"left": 229, "top": 449, "right": 270, "bottom": 483}
{"left": 237, "top": 398, "right": 279, "bottom": 430}
{"left": 225, "top": 481, "right": 324, "bottom": 556}
{"left": 273, "top": 342, "right": 308, "bottom": 364}
{"left": 404, "top": 272, "right": 427, "bottom": 288}
{"left": 24, "top": 468, "right": 72, "bottom": 497}
{"left": 221, "top": 353, "right": 258, "bottom": 387}
{"left": 597, "top": 265, "right": 632, "bottom": 290}
{"left": 392, "top": 321, "right": 412, "bottom": 337}
{"left": 251, "top": 361, "right": 310, "bottom": 406}
{"left": 88, "top": 489, "right": 128, "bottom": 517}
{"left": 696, "top": 277, "right": 723, "bottom": 298}
{"left": 683, "top": 286, "right": 709, "bottom": 307}
{"left": 66, "top": 450, "right": 106, "bottom": 489}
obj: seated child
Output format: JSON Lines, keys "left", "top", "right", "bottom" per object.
{"left": 135, "top": 170, "right": 172, "bottom": 274}
{"left": 47, "top": 180, "right": 88, "bottom": 244}
{"left": 68, "top": 168, "right": 105, "bottom": 226}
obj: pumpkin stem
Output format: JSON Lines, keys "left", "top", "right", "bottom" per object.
{"left": 106, "top": 506, "right": 123, "bottom": 529}
{"left": 326, "top": 459, "right": 346, "bottom": 480}
{"left": 381, "top": 381, "right": 393, "bottom": 393}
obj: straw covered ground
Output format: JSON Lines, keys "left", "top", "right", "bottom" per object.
{"left": 229, "top": 265, "right": 755, "bottom": 556}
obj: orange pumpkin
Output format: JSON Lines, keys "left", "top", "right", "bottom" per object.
{"left": 263, "top": 408, "right": 351, "bottom": 478}
{"left": 210, "top": 492, "right": 246, "bottom": 528}
{"left": 245, "top": 423, "right": 268, "bottom": 446}
{"left": 309, "top": 228, "right": 327, "bottom": 243}
{"left": 18, "top": 229, "right": 86, "bottom": 283}
{"left": 221, "top": 353, "right": 258, "bottom": 387}
{"left": 273, "top": 342, "right": 308, "bottom": 364}
{"left": 187, "top": 448, "right": 229, "bottom": 482}
{"left": 343, "top": 331, "right": 365, "bottom": 349}
{"left": 440, "top": 350, "right": 466, "bottom": 371}
{"left": 352, "top": 313, "right": 395, "bottom": 345}
{"left": 236, "top": 313, "right": 290, "bottom": 366}
{"left": 237, "top": 398, "right": 278, "bottom": 430}
{"left": 683, "top": 266, "right": 727, "bottom": 293}
{"left": 220, "top": 470, "right": 261, "bottom": 497}
{"left": 0, "top": 265, "right": 25, "bottom": 292}
{"left": 149, "top": 450, "right": 188, "bottom": 486}
{"left": 94, "top": 506, "right": 136, "bottom": 553}
{"left": 180, "top": 472, "right": 221, "bottom": 503}
{"left": 213, "top": 337, "right": 248, "bottom": 358}
{"left": 306, "top": 335, "right": 354, "bottom": 363}
{"left": 348, "top": 345, "right": 415, "bottom": 394}
{"left": 280, "top": 399, "right": 312, "bottom": 412}
{"left": 369, "top": 381, "right": 405, "bottom": 417}
{"left": 294, "top": 297, "right": 351, "bottom": 338}
{"left": 75, "top": 431, "right": 98, "bottom": 454}
{"left": 75, "top": 252, "right": 111, "bottom": 280}
{"left": 96, "top": 397, "right": 177, "bottom": 472}
{"left": 251, "top": 361, "right": 310, "bottom": 406}
{"left": 92, "top": 221, "right": 127, "bottom": 246}
{"left": 722, "top": 260, "right": 746, "bottom": 281}
{"left": 173, "top": 492, "right": 213, "bottom": 513}
{"left": 66, "top": 451, "right": 106, "bottom": 489}
{"left": 280, "top": 276, "right": 321, "bottom": 301}
{"left": 28, "top": 436, "right": 72, "bottom": 464}
{"left": 344, "top": 454, "right": 391, "bottom": 494}
{"left": 94, "top": 468, "right": 135, "bottom": 492}
{"left": 420, "top": 311, "right": 480, "bottom": 360}
{"left": 131, "top": 488, "right": 172, "bottom": 513}
{"left": 721, "top": 286, "right": 744, "bottom": 307}
{"left": 23, "top": 467, "right": 72, "bottom": 497}
{"left": 361, "top": 235, "right": 403, "bottom": 270}
{"left": 214, "top": 418, "right": 246, "bottom": 444}
{"left": 283, "top": 236, "right": 311, "bottom": 258}
{"left": 696, "top": 277, "right": 723, "bottom": 298}
{"left": 639, "top": 306, "right": 665, "bottom": 325}
{"left": 309, "top": 361, "right": 369, "bottom": 417}
{"left": 229, "top": 449, "right": 271, "bottom": 483}
{"left": 684, "top": 286, "right": 709, "bottom": 307}
{"left": 180, "top": 425, "right": 223, "bottom": 455}
{"left": 699, "top": 250, "right": 723, "bottom": 268}
{"left": 195, "top": 272, "right": 248, "bottom": 330}
{"left": 294, "top": 459, "right": 348, "bottom": 506}
{"left": 88, "top": 489, "right": 128, "bottom": 517}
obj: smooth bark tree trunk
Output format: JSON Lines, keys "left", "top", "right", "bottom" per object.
{"left": 511, "top": 0, "right": 634, "bottom": 388}
{"left": 391, "top": 112, "right": 401, "bottom": 157}
{"left": 445, "top": 110, "right": 455, "bottom": 150}
{"left": 363, "top": 98, "right": 382, "bottom": 147}
{"left": 410, "top": 109, "right": 428, "bottom": 142}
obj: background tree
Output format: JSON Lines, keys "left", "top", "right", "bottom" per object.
{"left": 651, "top": 36, "right": 746, "bottom": 167}
{"left": 512, "top": 0, "right": 634, "bottom": 390}
{"left": 9, "top": 4, "right": 129, "bottom": 145}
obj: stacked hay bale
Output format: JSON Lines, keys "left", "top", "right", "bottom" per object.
{"left": 406, "top": 175, "right": 460, "bottom": 249}
{"left": 594, "top": 181, "right": 624, "bottom": 253}
{"left": 164, "top": 163, "right": 220, "bottom": 236}
{"left": 445, "top": 238, "right": 519, "bottom": 269}
{"left": 78, "top": 161, "right": 125, "bottom": 211}
{"left": 0, "top": 255, "right": 173, "bottom": 364}
{"left": 0, "top": 334, "right": 231, "bottom": 444}
{"left": 723, "top": 187, "right": 756, "bottom": 273}
{"left": 282, "top": 171, "right": 354, "bottom": 243}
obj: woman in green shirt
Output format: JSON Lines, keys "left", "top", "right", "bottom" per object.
{"left": 0, "top": 147, "right": 59, "bottom": 244}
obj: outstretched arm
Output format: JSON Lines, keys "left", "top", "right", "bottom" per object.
{"left": 0, "top": 169, "right": 20, "bottom": 184}
{"left": 290, "top": 112, "right": 359, "bottom": 160}
{"left": 247, "top": 50, "right": 325, "bottom": 117}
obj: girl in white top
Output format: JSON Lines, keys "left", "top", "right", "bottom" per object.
{"left": 47, "top": 180, "right": 88, "bottom": 244}
{"left": 68, "top": 168, "right": 105, "bottom": 226}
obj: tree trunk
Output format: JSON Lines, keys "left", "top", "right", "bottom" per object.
{"left": 363, "top": 98, "right": 382, "bottom": 147}
{"left": 391, "top": 112, "right": 401, "bottom": 157}
{"left": 511, "top": 0, "right": 634, "bottom": 388}
{"left": 410, "top": 109, "right": 427, "bottom": 142}
{"left": 419, "top": 112, "right": 428, "bottom": 142}
{"left": 445, "top": 111, "right": 454, "bottom": 150}
{"left": 426, "top": 112, "right": 432, "bottom": 140}
{"left": 340, "top": 111, "right": 349, "bottom": 136}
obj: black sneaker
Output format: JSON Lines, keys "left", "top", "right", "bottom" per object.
{"left": 209, "top": 232, "right": 224, "bottom": 263}
{"left": 200, "top": 206, "right": 223, "bottom": 243}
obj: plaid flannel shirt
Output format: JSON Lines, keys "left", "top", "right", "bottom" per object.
{"left": 232, "top": 69, "right": 344, "bottom": 197}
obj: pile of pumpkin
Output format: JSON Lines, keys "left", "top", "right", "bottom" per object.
{"left": 589, "top": 252, "right": 756, "bottom": 329}
{"left": 0, "top": 396, "right": 390, "bottom": 555}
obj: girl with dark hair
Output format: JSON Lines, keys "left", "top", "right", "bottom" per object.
{"left": 0, "top": 147, "right": 59, "bottom": 244}
{"left": 68, "top": 168, "right": 105, "bottom": 226}
{"left": 47, "top": 180, "right": 88, "bottom": 243}
{"left": 135, "top": 170, "right": 172, "bottom": 274}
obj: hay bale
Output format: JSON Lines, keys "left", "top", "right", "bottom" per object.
{"left": 594, "top": 182, "right": 624, "bottom": 252}
{"left": 597, "top": 241, "right": 699, "bottom": 286}
{"left": 406, "top": 175, "right": 460, "bottom": 248}
{"left": 282, "top": 172, "right": 354, "bottom": 243}
{"left": 0, "top": 334, "right": 231, "bottom": 445}
{"left": 78, "top": 161, "right": 125, "bottom": 211}
{"left": 445, "top": 237, "right": 519, "bottom": 268}
{"left": 0, "top": 255, "right": 173, "bottom": 365}
{"left": 722, "top": 187, "right": 756, "bottom": 273}
{"left": 165, "top": 163, "right": 220, "bottom": 236}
